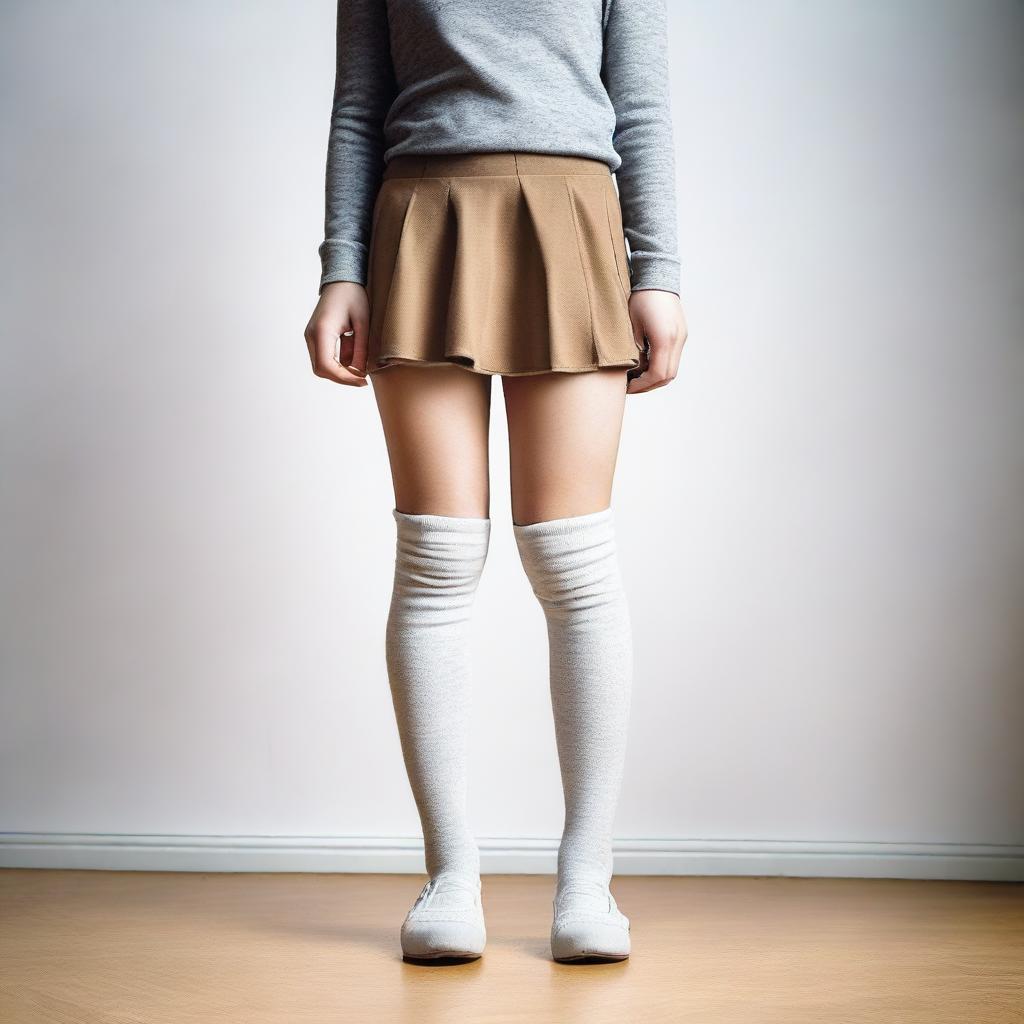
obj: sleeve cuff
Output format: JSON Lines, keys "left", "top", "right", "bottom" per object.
{"left": 628, "top": 252, "right": 681, "bottom": 296}
{"left": 318, "top": 239, "right": 368, "bottom": 293}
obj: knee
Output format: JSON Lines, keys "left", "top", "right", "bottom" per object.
{"left": 512, "top": 507, "right": 625, "bottom": 614}
{"left": 392, "top": 508, "right": 491, "bottom": 598}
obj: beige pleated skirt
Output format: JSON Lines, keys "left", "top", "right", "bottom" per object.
{"left": 365, "top": 152, "right": 641, "bottom": 376}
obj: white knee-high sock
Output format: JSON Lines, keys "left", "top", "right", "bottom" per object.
{"left": 513, "top": 506, "right": 633, "bottom": 894}
{"left": 386, "top": 509, "right": 491, "bottom": 882}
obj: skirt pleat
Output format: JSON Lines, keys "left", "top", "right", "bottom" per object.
{"left": 365, "top": 152, "right": 641, "bottom": 376}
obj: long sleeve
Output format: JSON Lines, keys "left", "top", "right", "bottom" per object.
{"left": 318, "top": 0, "right": 396, "bottom": 292}
{"left": 601, "top": 0, "right": 680, "bottom": 294}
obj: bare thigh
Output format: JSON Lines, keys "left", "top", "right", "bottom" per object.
{"left": 370, "top": 364, "right": 493, "bottom": 518}
{"left": 502, "top": 368, "right": 628, "bottom": 526}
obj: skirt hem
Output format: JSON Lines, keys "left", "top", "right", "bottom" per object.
{"left": 368, "top": 355, "right": 639, "bottom": 378}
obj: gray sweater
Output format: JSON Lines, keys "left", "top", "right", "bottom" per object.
{"left": 319, "top": 0, "right": 679, "bottom": 295}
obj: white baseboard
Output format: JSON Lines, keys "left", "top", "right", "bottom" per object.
{"left": 1, "top": 834, "right": 1022, "bottom": 880}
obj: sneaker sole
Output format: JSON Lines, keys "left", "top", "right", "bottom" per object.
{"left": 553, "top": 951, "right": 629, "bottom": 964}
{"left": 402, "top": 951, "right": 482, "bottom": 965}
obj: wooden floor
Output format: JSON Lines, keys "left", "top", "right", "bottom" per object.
{"left": 1, "top": 871, "right": 1022, "bottom": 1023}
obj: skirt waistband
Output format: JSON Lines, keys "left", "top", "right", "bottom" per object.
{"left": 383, "top": 152, "right": 611, "bottom": 180}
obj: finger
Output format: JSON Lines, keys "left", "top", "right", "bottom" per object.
{"left": 667, "top": 317, "right": 688, "bottom": 379}
{"left": 626, "top": 370, "right": 669, "bottom": 395}
{"left": 312, "top": 327, "right": 368, "bottom": 387}
{"left": 346, "top": 315, "right": 369, "bottom": 376}
{"left": 626, "top": 309, "right": 648, "bottom": 389}
{"left": 644, "top": 338, "right": 673, "bottom": 385}
{"left": 316, "top": 358, "right": 368, "bottom": 387}
{"left": 667, "top": 347, "right": 682, "bottom": 381}
{"left": 338, "top": 326, "right": 356, "bottom": 368}
{"left": 626, "top": 337, "right": 673, "bottom": 394}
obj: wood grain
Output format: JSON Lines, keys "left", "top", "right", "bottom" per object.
{"left": 1, "top": 870, "right": 1021, "bottom": 1023}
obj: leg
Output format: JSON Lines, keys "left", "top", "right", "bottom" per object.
{"left": 503, "top": 368, "right": 634, "bottom": 963}
{"left": 503, "top": 367, "right": 626, "bottom": 527}
{"left": 372, "top": 363, "right": 492, "bottom": 518}
{"left": 370, "top": 364, "right": 493, "bottom": 961}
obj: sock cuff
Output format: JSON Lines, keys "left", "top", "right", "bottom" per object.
{"left": 512, "top": 507, "right": 624, "bottom": 607}
{"left": 511, "top": 506, "right": 614, "bottom": 538}
{"left": 393, "top": 508, "right": 491, "bottom": 535}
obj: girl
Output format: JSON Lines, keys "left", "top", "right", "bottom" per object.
{"left": 304, "top": 0, "right": 687, "bottom": 964}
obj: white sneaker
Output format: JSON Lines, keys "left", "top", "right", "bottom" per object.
{"left": 400, "top": 872, "right": 486, "bottom": 962}
{"left": 550, "top": 880, "right": 630, "bottom": 963}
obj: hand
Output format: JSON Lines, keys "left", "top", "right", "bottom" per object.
{"left": 625, "top": 289, "right": 688, "bottom": 395}
{"left": 303, "top": 281, "right": 370, "bottom": 387}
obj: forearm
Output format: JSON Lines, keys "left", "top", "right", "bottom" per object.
{"left": 318, "top": 0, "right": 396, "bottom": 292}
{"left": 602, "top": 0, "right": 680, "bottom": 295}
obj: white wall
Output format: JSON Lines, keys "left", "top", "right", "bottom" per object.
{"left": 1, "top": 1, "right": 1022, "bottom": 876}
